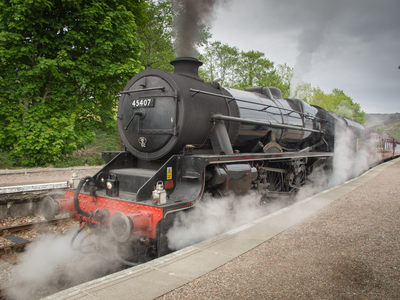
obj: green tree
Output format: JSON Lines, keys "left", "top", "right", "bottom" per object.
{"left": 308, "top": 88, "right": 365, "bottom": 123}
{"left": 138, "top": 0, "right": 211, "bottom": 71}
{"left": 292, "top": 82, "right": 313, "bottom": 102}
{"left": 257, "top": 64, "right": 293, "bottom": 98}
{"left": 199, "top": 44, "right": 293, "bottom": 97}
{"left": 273, "top": 63, "right": 293, "bottom": 98}
{"left": 0, "top": 0, "right": 145, "bottom": 166}
{"left": 330, "top": 88, "right": 365, "bottom": 123}
{"left": 138, "top": 0, "right": 174, "bottom": 71}
{"left": 235, "top": 50, "right": 274, "bottom": 89}
{"left": 199, "top": 41, "right": 239, "bottom": 86}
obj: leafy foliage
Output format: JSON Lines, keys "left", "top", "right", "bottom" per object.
{"left": 54, "top": 126, "right": 122, "bottom": 168}
{"left": 0, "top": 0, "right": 145, "bottom": 166}
{"left": 199, "top": 41, "right": 239, "bottom": 85}
{"left": 303, "top": 88, "right": 366, "bottom": 123}
{"left": 272, "top": 64, "right": 293, "bottom": 98}
{"left": 138, "top": 0, "right": 211, "bottom": 71}
{"left": 138, "top": 0, "right": 175, "bottom": 71}
{"left": 200, "top": 40, "right": 365, "bottom": 122}
{"left": 235, "top": 50, "right": 274, "bottom": 88}
{"left": 199, "top": 42, "right": 292, "bottom": 97}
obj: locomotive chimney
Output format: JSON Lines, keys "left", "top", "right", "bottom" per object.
{"left": 170, "top": 57, "right": 203, "bottom": 78}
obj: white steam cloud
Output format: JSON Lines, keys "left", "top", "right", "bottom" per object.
{"left": 329, "top": 123, "right": 379, "bottom": 186}
{"left": 167, "top": 192, "right": 291, "bottom": 250}
{"left": 3, "top": 229, "right": 123, "bottom": 299}
{"left": 167, "top": 123, "right": 379, "bottom": 250}
{"left": 3, "top": 124, "right": 380, "bottom": 298}
{"left": 290, "top": 2, "right": 340, "bottom": 97}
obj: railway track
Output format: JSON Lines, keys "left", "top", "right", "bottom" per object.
{"left": 0, "top": 170, "right": 98, "bottom": 299}
{"left": 0, "top": 217, "right": 72, "bottom": 257}
{"left": 0, "top": 216, "right": 78, "bottom": 300}
{"left": 0, "top": 217, "right": 70, "bottom": 235}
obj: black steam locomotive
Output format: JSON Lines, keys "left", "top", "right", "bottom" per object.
{"left": 42, "top": 57, "right": 391, "bottom": 260}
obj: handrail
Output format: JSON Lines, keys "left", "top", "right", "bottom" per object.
{"left": 190, "top": 88, "right": 322, "bottom": 121}
{"left": 211, "top": 114, "right": 323, "bottom": 134}
{"left": 120, "top": 86, "right": 165, "bottom": 94}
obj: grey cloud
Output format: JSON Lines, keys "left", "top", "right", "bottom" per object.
{"left": 210, "top": 0, "right": 400, "bottom": 113}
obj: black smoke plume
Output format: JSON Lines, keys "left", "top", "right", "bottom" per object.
{"left": 173, "top": 0, "right": 217, "bottom": 57}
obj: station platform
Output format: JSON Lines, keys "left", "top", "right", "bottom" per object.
{"left": 46, "top": 158, "right": 400, "bottom": 299}
{"left": 0, "top": 166, "right": 102, "bottom": 218}
{"left": 0, "top": 166, "right": 101, "bottom": 187}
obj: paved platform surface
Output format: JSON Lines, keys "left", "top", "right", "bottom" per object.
{"left": 47, "top": 158, "right": 400, "bottom": 300}
{"left": 0, "top": 166, "right": 101, "bottom": 187}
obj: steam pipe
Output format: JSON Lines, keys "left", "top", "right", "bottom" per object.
{"left": 74, "top": 176, "right": 93, "bottom": 218}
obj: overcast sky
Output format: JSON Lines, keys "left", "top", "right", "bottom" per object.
{"left": 209, "top": 0, "right": 400, "bottom": 114}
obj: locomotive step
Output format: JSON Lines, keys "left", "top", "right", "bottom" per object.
{"left": 109, "top": 168, "right": 157, "bottom": 194}
{"left": 95, "top": 189, "right": 138, "bottom": 202}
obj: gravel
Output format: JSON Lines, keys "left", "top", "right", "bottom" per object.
{"left": 159, "top": 160, "right": 400, "bottom": 299}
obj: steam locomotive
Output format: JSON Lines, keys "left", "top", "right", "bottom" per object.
{"left": 41, "top": 57, "right": 399, "bottom": 261}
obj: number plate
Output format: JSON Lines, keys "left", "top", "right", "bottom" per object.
{"left": 131, "top": 98, "right": 155, "bottom": 108}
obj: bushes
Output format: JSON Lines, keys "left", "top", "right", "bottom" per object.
{"left": 0, "top": 0, "right": 145, "bottom": 166}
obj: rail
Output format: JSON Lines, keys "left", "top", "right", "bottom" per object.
{"left": 0, "top": 217, "right": 70, "bottom": 235}
{"left": 0, "top": 218, "right": 72, "bottom": 258}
